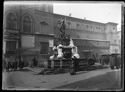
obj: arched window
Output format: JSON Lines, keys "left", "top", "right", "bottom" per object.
{"left": 23, "top": 15, "right": 32, "bottom": 33}
{"left": 90, "top": 26, "right": 93, "bottom": 31}
{"left": 6, "top": 13, "right": 17, "bottom": 30}
{"left": 76, "top": 23, "right": 80, "bottom": 30}
{"left": 86, "top": 25, "right": 89, "bottom": 29}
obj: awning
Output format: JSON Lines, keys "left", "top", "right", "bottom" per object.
{"left": 72, "top": 39, "right": 110, "bottom": 49}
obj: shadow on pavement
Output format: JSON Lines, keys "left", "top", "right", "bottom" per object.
{"left": 71, "top": 64, "right": 109, "bottom": 75}
{"left": 18, "top": 68, "right": 31, "bottom": 72}
{"left": 83, "top": 65, "right": 108, "bottom": 71}
{"left": 34, "top": 69, "right": 66, "bottom": 75}
{"left": 12, "top": 68, "right": 32, "bottom": 72}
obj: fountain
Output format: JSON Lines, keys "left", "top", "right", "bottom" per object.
{"left": 50, "top": 18, "right": 80, "bottom": 60}
{"left": 49, "top": 39, "right": 80, "bottom": 60}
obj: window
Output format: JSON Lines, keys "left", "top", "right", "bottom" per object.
{"left": 114, "top": 40, "right": 116, "bottom": 43}
{"left": 76, "top": 24, "right": 79, "bottom": 27}
{"left": 90, "top": 26, "right": 93, "bottom": 31}
{"left": 96, "top": 26, "right": 100, "bottom": 32}
{"left": 23, "top": 15, "right": 32, "bottom": 33}
{"left": 98, "top": 27, "right": 100, "bottom": 30}
{"left": 40, "top": 21, "right": 49, "bottom": 32}
{"left": 102, "top": 28, "right": 105, "bottom": 32}
{"left": 6, "top": 41, "right": 17, "bottom": 54}
{"left": 40, "top": 42, "right": 49, "bottom": 54}
{"left": 113, "top": 27, "right": 115, "bottom": 30}
{"left": 76, "top": 23, "right": 80, "bottom": 30}
{"left": 86, "top": 25, "right": 89, "bottom": 29}
{"left": 67, "top": 22, "right": 71, "bottom": 29}
{"left": 104, "top": 27, "right": 106, "bottom": 30}
{"left": 96, "top": 27, "right": 99, "bottom": 29}
{"left": 6, "top": 13, "right": 17, "bottom": 30}
{"left": 119, "top": 40, "right": 121, "bottom": 44}
{"left": 115, "top": 49, "right": 118, "bottom": 53}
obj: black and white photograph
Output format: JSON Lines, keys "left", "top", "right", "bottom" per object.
{"left": 2, "top": 1, "right": 124, "bottom": 91}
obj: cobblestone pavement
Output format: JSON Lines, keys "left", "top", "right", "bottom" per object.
{"left": 2, "top": 63, "right": 121, "bottom": 90}
{"left": 55, "top": 69, "right": 121, "bottom": 91}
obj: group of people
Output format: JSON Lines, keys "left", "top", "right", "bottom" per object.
{"left": 3, "top": 55, "right": 39, "bottom": 72}
{"left": 4, "top": 55, "right": 24, "bottom": 72}
{"left": 31, "top": 57, "right": 38, "bottom": 67}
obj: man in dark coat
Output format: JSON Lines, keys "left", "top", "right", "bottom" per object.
{"left": 32, "top": 56, "right": 38, "bottom": 67}
{"left": 18, "top": 56, "right": 24, "bottom": 70}
{"left": 4, "top": 55, "right": 9, "bottom": 72}
{"left": 14, "top": 56, "right": 19, "bottom": 71}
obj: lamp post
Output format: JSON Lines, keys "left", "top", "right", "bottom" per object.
{"left": 18, "top": 5, "right": 22, "bottom": 63}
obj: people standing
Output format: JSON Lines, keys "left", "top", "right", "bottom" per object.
{"left": 14, "top": 56, "right": 19, "bottom": 71}
{"left": 4, "top": 55, "right": 9, "bottom": 72}
{"left": 19, "top": 56, "right": 24, "bottom": 70}
{"left": 10, "top": 56, "right": 15, "bottom": 71}
{"left": 32, "top": 56, "right": 38, "bottom": 67}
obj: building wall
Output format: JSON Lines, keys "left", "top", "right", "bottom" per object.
{"left": 116, "top": 31, "right": 121, "bottom": 53}
{"left": 3, "top": 4, "right": 54, "bottom": 65}
{"left": 21, "top": 6, "right": 54, "bottom": 62}
{"left": 53, "top": 13, "right": 107, "bottom": 41}
{"left": 105, "top": 22, "right": 119, "bottom": 54}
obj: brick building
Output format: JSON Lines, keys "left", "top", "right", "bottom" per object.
{"left": 3, "top": 4, "right": 54, "bottom": 65}
{"left": 3, "top": 3, "right": 120, "bottom": 65}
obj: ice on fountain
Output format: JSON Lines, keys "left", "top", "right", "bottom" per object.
{"left": 69, "top": 39, "right": 80, "bottom": 59}
{"left": 50, "top": 46, "right": 57, "bottom": 60}
{"left": 50, "top": 39, "right": 80, "bottom": 60}
{"left": 69, "top": 39, "right": 74, "bottom": 47}
{"left": 50, "top": 55, "right": 55, "bottom": 60}
{"left": 52, "top": 46, "right": 57, "bottom": 50}
{"left": 58, "top": 44, "right": 63, "bottom": 47}
{"left": 72, "top": 53, "right": 80, "bottom": 59}
{"left": 57, "top": 44, "right": 63, "bottom": 59}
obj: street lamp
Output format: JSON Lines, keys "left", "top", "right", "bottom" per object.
{"left": 18, "top": 5, "right": 22, "bottom": 63}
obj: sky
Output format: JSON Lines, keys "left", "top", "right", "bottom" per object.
{"left": 53, "top": 2, "right": 122, "bottom": 31}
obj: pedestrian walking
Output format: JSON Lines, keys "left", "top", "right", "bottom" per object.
{"left": 4, "top": 56, "right": 9, "bottom": 72}
{"left": 9, "top": 56, "right": 15, "bottom": 71}
{"left": 32, "top": 56, "right": 38, "bottom": 67}
{"left": 14, "top": 56, "right": 19, "bottom": 71}
{"left": 19, "top": 56, "right": 24, "bottom": 70}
